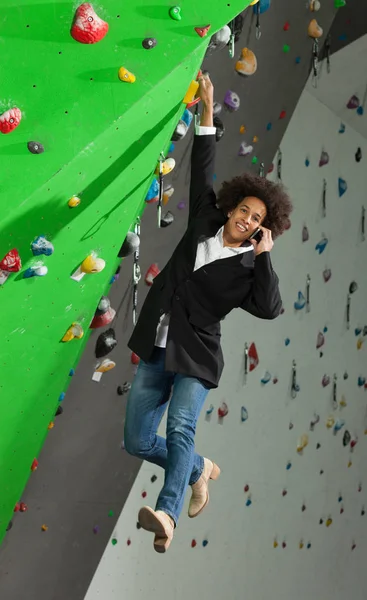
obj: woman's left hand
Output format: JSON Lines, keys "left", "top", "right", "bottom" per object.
{"left": 249, "top": 226, "right": 274, "bottom": 256}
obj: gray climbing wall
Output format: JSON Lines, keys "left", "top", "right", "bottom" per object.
{"left": 0, "top": 2, "right": 365, "bottom": 600}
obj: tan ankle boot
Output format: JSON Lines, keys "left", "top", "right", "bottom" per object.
{"left": 138, "top": 506, "right": 175, "bottom": 553}
{"left": 188, "top": 458, "right": 220, "bottom": 518}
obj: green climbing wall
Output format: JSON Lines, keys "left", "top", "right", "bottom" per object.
{"left": 0, "top": 0, "right": 251, "bottom": 543}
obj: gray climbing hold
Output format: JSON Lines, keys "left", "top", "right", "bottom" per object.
{"left": 160, "top": 211, "right": 174, "bottom": 227}
{"left": 118, "top": 231, "right": 140, "bottom": 258}
{"left": 142, "top": 37, "right": 157, "bottom": 49}
{"left": 27, "top": 141, "right": 44, "bottom": 154}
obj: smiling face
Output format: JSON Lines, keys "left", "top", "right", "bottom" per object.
{"left": 223, "top": 196, "right": 267, "bottom": 246}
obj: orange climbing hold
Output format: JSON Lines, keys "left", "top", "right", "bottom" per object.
{"left": 235, "top": 48, "right": 257, "bottom": 76}
{"left": 239, "top": 125, "right": 246, "bottom": 134}
{"left": 194, "top": 25, "right": 211, "bottom": 38}
{"left": 308, "top": 19, "right": 323, "bottom": 38}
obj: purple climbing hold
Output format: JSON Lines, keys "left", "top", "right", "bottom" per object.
{"left": 322, "top": 374, "right": 330, "bottom": 387}
{"left": 177, "top": 200, "right": 186, "bottom": 210}
{"left": 316, "top": 331, "right": 325, "bottom": 349}
{"left": 323, "top": 268, "right": 331, "bottom": 282}
{"left": 319, "top": 151, "right": 329, "bottom": 167}
{"left": 347, "top": 95, "right": 359, "bottom": 109}
{"left": 224, "top": 90, "right": 240, "bottom": 112}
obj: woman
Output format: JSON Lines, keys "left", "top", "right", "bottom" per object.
{"left": 124, "top": 73, "right": 292, "bottom": 553}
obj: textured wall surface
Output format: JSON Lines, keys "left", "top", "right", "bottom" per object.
{"left": 0, "top": 0, "right": 251, "bottom": 542}
{"left": 1, "top": 2, "right": 362, "bottom": 600}
{"left": 85, "top": 40, "right": 367, "bottom": 600}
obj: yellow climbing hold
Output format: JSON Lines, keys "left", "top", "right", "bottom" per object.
{"left": 299, "top": 540, "right": 304, "bottom": 549}
{"left": 253, "top": 135, "right": 259, "bottom": 143}
{"left": 183, "top": 80, "right": 199, "bottom": 105}
{"left": 326, "top": 416, "right": 335, "bottom": 429}
{"left": 68, "top": 195, "right": 81, "bottom": 208}
{"left": 81, "top": 254, "right": 106, "bottom": 274}
{"left": 297, "top": 433, "right": 309, "bottom": 453}
{"left": 273, "top": 539, "right": 278, "bottom": 548}
{"left": 62, "top": 322, "right": 84, "bottom": 343}
{"left": 348, "top": 460, "right": 352, "bottom": 468}
{"left": 340, "top": 395, "right": 347, "bottom": 408}
{"left": 48, "top": 422, "right": 55, "bottom": 430}
{"left": 41, "top": 524, "right": 48, "bottom": 531}
{"left": 118, "top": 67, "right": 136, "bottom": 83}
{"left": 326, "top": 517, "right": 332, "bottom": 527}
{"left": 239, "top": 125, "right": 246, "bottom": 134}
{"left": 155, "top": 157, "right": 175, "bottom": 176}
{"left": 357, "top": 338, "right": 363, "bottom": 349}
{"left": 250, "top": 0, "right": 259, "bottom": 4}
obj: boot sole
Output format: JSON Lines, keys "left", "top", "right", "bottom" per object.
{"left": 138, "top": 507, "right": 173, "bottom": 553}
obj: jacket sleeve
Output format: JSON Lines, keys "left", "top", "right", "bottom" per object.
{"left": 240, "top": 252, "right": 282, "bottom": 319}
{"left": 189, "top": 133, "right": 217, "bottom": 221}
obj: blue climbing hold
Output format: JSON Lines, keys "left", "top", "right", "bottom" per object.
{"left": 59, "top": 392, "right": 65, "bottom": 402}
{"left": 294, "top": 291, "right": 306, "bottom": 310}
{"left": 202, "top": 539, "right": 209, "bottom": 547}
{"left": 181, "top": 108, "right": 193, "bottom": 128}
{"left": 241, "top": 406, "right": 249, "bottom": 422}
{"left": 145, "top": 178, "right": 159, "bottom": 203}
{"left": 315, "top": 236, "right": 328, "bottom": 254}
{"left": 339, "top": 123, "right": 346, "bottom": 133}
{"left": 357, "top": 106, "right": 364, "bottom": 116}
{"left": 323, "top": 326, "right": 328, "bottom": 333}
{"left": 206, "top": 404, "right": 214, "bottom": 415}
{"left": 261, "top": 371, "right": 271, "bottom": 385}
{"left": 355, "top": 328, "right": 362, "bottom": 336}
{"left": 286, "top": 461, "right": 292, "bottom": 470}
{"left": 358, "top": 376, "right": 366, "bottom": 387}
{"left": 305, "top": 158, "right": 310, "bottom": 167}
{"left": 253, "top": 0, "right": 271, "bottom": 14}
{"left": 285, "top": 338, "right": 290, "bottom": 346}
{"left": 69, "top": 368, "right": 75, "bottom": 377}
{"left": 295, "top": 56, "right": 301, "bottom": 64}
{"left": 168, "top": 142, "right": 175, "bottom": 153}
{"left": 246, "top": 498, "right": 252, "bottom": 507}
{"left": 266, "top": 122, "right": 272, "bottom": 131}
{"left": 338, "top": 177, "right": 348, "bottom": 197}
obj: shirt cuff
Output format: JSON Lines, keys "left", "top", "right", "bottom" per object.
{"left": 195, "top": 125, "right": 217, "bottom": 136}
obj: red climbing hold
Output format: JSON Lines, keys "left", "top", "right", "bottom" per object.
{"left": 131, "top": 352, "right": 140, "bottom": 365}
{"left": 283, "top": 21, "right": 290, "bottom": 31}
{"left": 31, "top": 458, "right": 38, "bottom": 471}
{"left": 14, "top": 503, "right": 20, "bottom": 512}
{"left": 71, "top": 3, "right": 109, "bottom": 44}
{"left": 145, "top": 263, "right": 160, "bottom": 286}
{"left": 191, "top": 539, "right": 197, "bottom": 548}
{"left": 218, "top": 402, "right": 229, "bottom": 418}
{"left": 141, "top": 491, "right": 147, "bottom": 499}
{"left": 244, "top": 484, "right": 250, "bottom": 493}
{"left": 248, "top": 342, "right": 259, "bottom": 372}
{"left": 19, "top": 502, "right": 28, "bottom": 512}
{"left": 0, "top": 107, "right": 22, "bottom": 134}
{"left": 0, "top": 249, "right": 21, "bottom": 272}
{"left": 127, "top": 538, "right": 131, "bottom": 546}
{"left": 194, "top": 25, "right": 211, "bottom": 37}
{"left": 279, "top": 110, "right": 287, "bottom": 119}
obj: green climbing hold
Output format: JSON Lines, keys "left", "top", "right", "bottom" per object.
{"left": 251, "top": 156, "right": 258, "bottom": 164}
{"left": 283, "top": 44, "right": 290, "bottom": 53}
{"left": 108, "top": 510, "right": 114, "bottom": 517}
{"left": 169, "top": 6, "right": 181, "bottom": 20}
{"left": 334, "top": 0, "right": 346, "bottom": 6}
{"left": 111, "top": 538, "right": 118, "bottom": 545}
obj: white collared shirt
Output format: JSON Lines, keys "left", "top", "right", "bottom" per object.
{"left": 154, "top": 224, "right": 253, "bottom": 348}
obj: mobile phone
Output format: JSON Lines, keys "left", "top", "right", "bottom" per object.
{"left": 249, "top": 228, "right": 262, "bottom": 242}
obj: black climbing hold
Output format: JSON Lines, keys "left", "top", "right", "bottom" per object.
{"left": 316, "top": 443, "right": 321, "bottom": 449}
{"left": 6, "top": 520, "right": 13, "bottom": 532}
{"left": 160, "top": 211, "right": 174, "bottom": 227}
{"left": 343, "top": 430, "right": 351, "bottom": 446}
{"left": 343, "top": 371, "right": 348, "bottom": 380}
{"left": 117, "top": 382, "right": 131, "bottom": 395}
{"left": 227, "top": 14, "right": 244, "bottom": 43}
{"left": 213, "top": 116, "right": 225, "bottom": 142}
{"left": 171, "top": 120, "right": 188, "bottom": 141}
{"left": 55, "top": 405, "right": 63, "bottom": 416}
{"left": 136, "top": 521, "right": 142, "bottom": 529}
{"left": 95, "top": 328, "right": 117, "bottom": 358}
{"left": 355, "top": 147, "right": 362, "bottom": 162}
{"left": 349, "top": 281, "right": 358, "bottom": 294}
{"left": 142, "top": 37, "right": 157, "bottom": 50}
{"left": 151, "top": 474, "right": 157, "bottom": 483}
{"left": 118, "top": 232, "right": 140, "bottom": 258}
{"left": 117, "top": 386, "right": 123, "bottom": 395}
{"left": 27, "top": 141, "right": 44, "bottom": 154}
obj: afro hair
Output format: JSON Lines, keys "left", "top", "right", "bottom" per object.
{"left": 216, "top": 172, "right": 293, "bottom": 240}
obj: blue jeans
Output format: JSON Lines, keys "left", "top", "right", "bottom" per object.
{"left": 124, "top": 346, "right": 209, "bottom": 525}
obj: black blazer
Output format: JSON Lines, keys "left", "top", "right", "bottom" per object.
{"left": 128, "top": 133, "right": 282, "bottom": 389}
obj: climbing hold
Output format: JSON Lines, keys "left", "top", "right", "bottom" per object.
{"left": 183, "top": 79, "right": 200, "bottom": 106}
{"left": 71, "top": 253, "right": 105, "bottom": 281}
{"left": 253, "top": 0, "right": 271, "bottom": 13}
{"left": 299, "top": 540, "right": 304, "bottom": 549}
{"left": 145, "top": 263, "right": 160, "bottom": 286}
{"left": 224, "top": 90, "right": 240, "bottom": 112}
{"left": 335, "top": 0, "right": 346, "bottom": 6}
{"left": 31, "top": 458, "right": 38, "bottom": 471}
{"left": 297, "top": 434, "right": 309, "bottom": 453}
{"left": 248, "top": 342, "right": 259, "bottom": 371}
{"left": 310, "top": 414, "right": 320, "bottom": 430}
{"left": 283, "top": 21, "right": 290, "bottom": 31}
{"left": 309, "top": 0, "right": 321, "bottom": 10}
{"left": 48, "top": 421, "right": 54, "bottom": 430}
{"left": 294, "top": 291, "right": 306, "bottom": 310}
{"left": 191, "top": 539, "right": 197, "bottom": 548}
{"left": 239, "top": 125, "right": 246, "bottom": 134}
{"left": 163, "top": 185, "right": 174, "bottom": 205}
{"left": 117, "top": 382, "right": 131, "bottom": 396}
{"left": 302, "top": 504, "right": 306, "bottom": 512}
{"left": 339, "top": 395, "right": 347, "bottom": 408}
{"left": 235, "top": 48, "right": 257, "bottom": 76}
{"left": 251, "top": 156, "right": 258, "bottom": 164}
{"left": 315, "top": 236, "right": 328, "bottom": 254}
{"left": 93, "top": 359, "right": 115, "bottom": 378}
{"left": 351, "top": 542, "right": 356, "bottom": 551}
{"left": 111, "top": 538, "right": 118, "bottom": 545}
{"left": 62, "top": 322, "right": 84, "bottom": 342}
{"left": 266, "top": 122, "right": 272, "bottom": 131}
{"left": 41, "top": 524, "right": 48, "bottom": 532}
{"left": 340, "top": 506, "right": 344, "bottom": 514}
{"left": 206, "top": 404, "right": 214, "bottom": 416}
{"left": 177, "top": 200, "right": 186, "bottom": 210}
{"left": 55, "top": 406, "right": 63, "bottom": 416}
{"left": 141, "top": 491, "right": 147, "bottom": 499}
{"left": 246, "top": 497, "right": 252, "bottom": 507}
{"left": 322, "top": 374, "right": 330, "bottom": 387}
{"left": 319, "top": 151, "right": 329, "bottom": 167}
{"left": 326, "top": 415, "right": 335, "bottom": 429}
{"left": 273, "top": 539, "right": 278, "bottom": 548}
{"left": 0, "top": 249, "right": 22, "bottom": 284}
{"left": 155, "top": 157, "right": 175, "bottom": 176}
{"left": 326, "top": 517, "right": 332, "bottom": 527}
{"left": 308, "top": 19, "right": 323, "bottom": 38}
{"left": 305, "top": 157, "right": 310, "bottom": 167}
{"left": 316, "top": 331, "right": 325, "bottom": 349}
{"left": 349, "top": 281, "right": 358, "bottom": 294}
{"left": 302, "top": 225, "right": 309, "bottom": 242}
{"left": 241, "top": 406, "right": 249, "bottom": 422}
{"left": 339, "top": 123, "right": 346, "bottom": 133}
{"left": 261, "top": 371, "right": 271, "bottom": 385}
{"left": 282, "top": 489, "right": 287, "bottom": 497}
{"left": 244, "top": 484, "right": 250, "bottom": 493}
{"left": 172, "top": 108, "right": 193, "bottom": 141}
{"left": 307, "top": 542, "right": 311, "bottom": 549}
{"left": 145, "top": 179, "right": 159, "bottom": 204}
{"left": 316, "top": 443, "right": 321, "bottom": 449}
{"left": 213, "top": 116, "right": 225, "bottom": 142}
{"left": 343, "top": 430, "right": 351, "bottom": 446}
{"left": 289, "top": 422, "right": 294, "bottom": 430}
{"left": 206, "top": 25, "right": 231, "bottom": 54}
{"left": 285, "top": 338, "right": 290, "bottom": 346}
{"left": 286, "top": 461, "right": 292, "bottom": 470}
{"left": 350, "top": 438, "right": 358, "bottom": 450}
{"left": 59, "top": 392, "right": 65, "bottom": 402}
{"left": 238, "top": 142, "right": 253, "bottom": 156}
{"left": 71, "top": 3, "right": 109, "bottom": 44}
{"left": 169, "top": 6, "right": 181, "bottom": 20}
{"left": 323, "top": 268, "right": 331, "bottom": 282}
{"left": 279, "top": 110, "right": 286, "bottom": 119}
{"left": 31, "top": 235, "right": 54, "bottom": 256}
{"left": 69, "top": 369, "right": 75, "bottom": 376}
{"left": 202, "top": 539, "right": 209, "bottom": 547}
{"left": 151, "top": 474, "right": 157, "bottom": 483}
{"left": 195, "top": 25, "right": 211, "bottom": 37}
{"left": 118, "top": 231, "right": 140, "bottom": 257}
{"left": 338, "top": 177, "right": 348, "bottom": 197}
{"left": 0, "top": 107, "right": 22, "bottom": 134}
{"left": 319, "top": 518, "right": 323, "bottom": 524}
{"left": 334, "top": 419, "right": 345, "bottom": 433}
{"left": 347, "top": 95, "right": 359, "bottom": 109}
{"left": 27, "top": 141, "right": 44, "bottom": 154}
{"left": 68, "top": 195, "right": 81, "bottom": 208}
{"left": 95, "top": 328, "right": 117, "bottom": 358}
{"left": 118, "top": 67, "right": 136, "bottom": 83}
{"left": 283, "top": 44, "right": 290, "bottom": 53}
{"left": 295, "top": 56, "right": 301, "bottom": 64}
{"left": 23, "top": 264, "right": 48, "bottom": 278}
{"left": 142, "top": 37, "right": 157, "bottom": 49}
{"left": 357, "top": 105, "right": 364, "bottom": 116}
{"left": 218, "top": 402, "right": 229, "bottom": 418}
{"left": 90, "top": 297, "right": 116, "bottom": 329}
{"left": 355, "top": 147, "right": 362, "bottom": 162}
{"left": 161, "top": 211, "right": 174, "bottom": 228}
{"left": 282, "top": 541, "right": 286, "bottom": 549}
